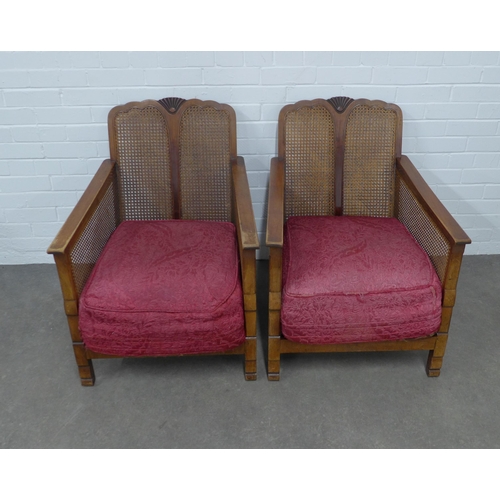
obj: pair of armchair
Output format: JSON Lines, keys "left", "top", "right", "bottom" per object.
{"left": 48, "top": 97, "right": 470, "bottom": 386}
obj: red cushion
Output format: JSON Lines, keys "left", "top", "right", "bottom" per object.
{"left": 79, "top": 220, "right": 245, "bottom": 356}
{"left": 281, "top": 216, "right": 442, "bottom": 344}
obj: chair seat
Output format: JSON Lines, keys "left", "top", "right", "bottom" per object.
{"left": 79, "top": 220, "right": 245, "bottom": 356}
{"left": 281, "top": 216, "right": 442, "bottom": 344}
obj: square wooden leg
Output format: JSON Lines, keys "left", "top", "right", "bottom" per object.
{"left": 268, "top": 335, "right": 281, "bottom": 381}
{"left": 73, "top": 343, "right": 95, "bottom": 386}
{"left": 244, "top": 335, "right": 257, "bottom": 381}
{"left": 426, "top": 333, "right": 448, "bottom": 377}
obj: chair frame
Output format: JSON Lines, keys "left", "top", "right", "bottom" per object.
{"left": 266, "top": 97, "right": 471, "bottom": 381}
{"left": 48, "top": 98, "right": 259, "bottom": 386}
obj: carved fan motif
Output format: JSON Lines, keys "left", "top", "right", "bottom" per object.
{"left": 158, "top": 97, "right": 186, "bottom": 114}
{"left": 327, "top": 96, "right": 354, "bottom": 113}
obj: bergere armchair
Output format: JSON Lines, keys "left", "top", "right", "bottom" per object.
{"left": 48, "top": 98, "right": 259, "bottom": 386}
{"left": 266, "top": 97, "right": 471, "bottom": 380}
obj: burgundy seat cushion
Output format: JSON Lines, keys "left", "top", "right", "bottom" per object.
{"left": 79, "top": 220, "right": 245, "bottom": 356}
{"left": 281, "top": 216, "right": 442, "bottom": 344}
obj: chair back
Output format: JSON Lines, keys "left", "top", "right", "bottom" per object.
{"left": 278, "top": 97, "right": 402, "bottom": 219}
{"left": 108, "top": 98, "right": 236, "bottom": 222}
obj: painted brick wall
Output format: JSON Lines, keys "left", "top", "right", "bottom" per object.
{"left": 0, "top": 51, "right": 499, "bottom": 263}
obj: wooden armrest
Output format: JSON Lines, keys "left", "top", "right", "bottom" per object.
{"left": 232, "top": 157, "right": 259, "bottom": 250}
{"left": 266, "top": 157, "right": 285, "bottom": 248}
{"left": 397, "top": 156, "right": 471, "bottom": 246}
{"left": 47, "top": 159, "right": 116, "bottom": 255}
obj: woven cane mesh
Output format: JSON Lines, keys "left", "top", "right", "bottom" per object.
{"left": 284, "top": 106, "right": 335, "bottom": 219}
{"left": 397, "top": 174, "right": 450, "bottom": 283}
{"left": 114, "top": 106, "right": 173, "bottom": 220}
{"left": 344, "top": 105, "right": 397, "bottom": 217}
{"left": 179, "top": 106, "right": 232, "bottom": 221}
{"left": 70, "top": 179, "right": 117, "bottom": 296}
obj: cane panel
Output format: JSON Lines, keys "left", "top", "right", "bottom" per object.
{"left": 179, "top": 105, "right": 232, "bottom": 221}
{"left": 113, "top": 105, "right": 173, "bottom": 221}
{"left": 343, "top": 105, "right": 397, "bottom": 217}
{"left": 284, "top": 105, "right": 335, "bottom": 219}
{"left": 69, "top": 178, "right": 118, "bottom": 296}
{"left": 397, "top": 174, "right": 451, "bottom": 284}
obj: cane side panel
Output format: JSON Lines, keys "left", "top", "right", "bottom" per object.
{"left": 113, "top": 106, "right": 173, "bottom": 221}
{"left": 179, "top": 106, "right": 232, "bottom": 221}
{"left": 69, "top": 179, "right": 118, "bottom": 296}
{"left": 343, "top": 105, "right": 397, "bottom": 217}
{"left": 284, "top": 106, "right": 335, "bottom": 219}
{"left": 397, "top": 173, "right": 451, "bottom": 284}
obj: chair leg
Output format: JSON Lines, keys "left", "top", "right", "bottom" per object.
{"left": 268, "top": 293, "right": 282, "bottom": 380}
{"left": 268, "top": 247, "right": 283, "bottom": 381}
{"left": 268, "top": 335, "right": 281, "bottom": 381}
{"left": 426, "top": 333, "right": 448, "bottom": 377}
{"left": 244, "top": 335, "right": 257, "bottom": 381}
{"left": 73, "top": 342, "right": 95, "bottom": 386}
{"left": 241, "top": 251, "right": 257, "bottom": 381}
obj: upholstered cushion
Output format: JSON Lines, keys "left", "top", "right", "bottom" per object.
{"left": 79, "top": 220, "right": 245, "bottom": 356}
{"left": 281, "top": 216, "right": 442, "bottom": 344}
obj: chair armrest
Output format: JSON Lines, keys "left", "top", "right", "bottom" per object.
{"left": 47, "top": 159, "right": 118, "bottom": 299}
{"left": 232, "top": 157, "right": 259, "bottom": 250}
{"left": 47, "top": 159, "right": 117, "bottom": 255}
{"left": 266, "top": 157, "right": 285, "bottom": 248}
{"left": 397, "top": 156, "right": 471, "bottom": 246}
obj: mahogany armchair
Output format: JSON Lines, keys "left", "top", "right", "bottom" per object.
{"left": 266, "top": 97, "right": 471, "bottom": 380}
{"left": 48, "top": 98, "right": 259, "bottom": 386}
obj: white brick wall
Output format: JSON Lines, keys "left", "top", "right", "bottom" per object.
{"left": 1, "top": 50, "right": 499, "bottom": 263}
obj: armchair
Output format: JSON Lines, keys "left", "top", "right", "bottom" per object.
{"left": 48, "top": 98, "right": 259, "bottom": 386}
{"left": 266, "top": 97, "right": 471, "bottom": 380}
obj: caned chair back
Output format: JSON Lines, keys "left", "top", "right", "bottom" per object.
{"left": 108, "top": 98, "right": 236, "bottom": 222}
{"left": 278, "top": 97, "right": 402, "bottom": 219}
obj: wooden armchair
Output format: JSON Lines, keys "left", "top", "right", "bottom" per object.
{"left": 266, "top": 97, "right": 471, "bottom": 380}
{"left": 48, "top": 98, "right": 259, "bottom": 386}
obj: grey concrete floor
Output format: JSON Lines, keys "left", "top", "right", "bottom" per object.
{"left": 1, "top": 255, "right": 499, "bottom": 448}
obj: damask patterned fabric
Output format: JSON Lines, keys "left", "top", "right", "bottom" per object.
{"left": 281, "top": 216, "right": 442, "bottom": 344}
{"left": 79, "top": 220, "right": 245, "bottom": 356}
